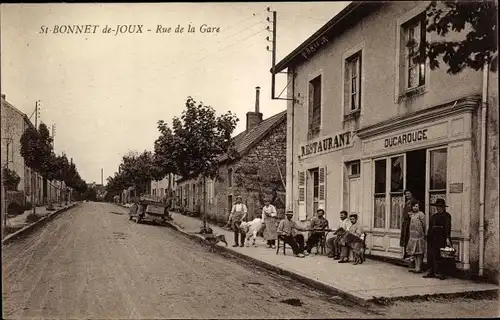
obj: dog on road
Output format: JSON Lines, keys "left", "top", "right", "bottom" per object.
{"left": 203, "top": 234, "right": 228, "bottom": 251}
{"left": 239, "top": 218, "right": 263, "bottom": 247}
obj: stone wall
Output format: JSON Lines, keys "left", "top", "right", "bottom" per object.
{"left": 175, "top": 119, "right": 287, "bottom": 224}
{"left": 212, "top": 120, "right": 287, "bottom": 221}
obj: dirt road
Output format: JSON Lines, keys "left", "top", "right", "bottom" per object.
{"left": 2, "top": 202, "right": 381, "bottom": 319}
{"left": 2, "top": 202, "right": 497, "bottom": 319}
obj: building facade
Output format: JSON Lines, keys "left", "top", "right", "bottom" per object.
{"left": 277, "top": 2, "right": 498, "bottom": 281}
{"left": 177, "top": 87, "right": 287, "bottom": 223}
{"left": 1, "top": 94, "right": 45, "bottom": 206}
{"left": 150, "top": 173, "right": 178, "bottom": 202}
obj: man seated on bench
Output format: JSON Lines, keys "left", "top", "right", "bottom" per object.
{"left": 277, "top": 210, "right": 307, "bottom": 258}
{"left": 338, "top": 213, "right": 364, "bottom": 263}
{"left": 305, "top": 208, "right": 329, "bottom": 255}
{"left": 326, "top": 210, "right": 351, "bottom": 259}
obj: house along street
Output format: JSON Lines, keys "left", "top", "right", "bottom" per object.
{"left": 2, "top": 202, "right": 498, "bottom": 319}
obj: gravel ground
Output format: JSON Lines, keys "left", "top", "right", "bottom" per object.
{"left": 2, "top": 202, "right": 498, "bottom": 319}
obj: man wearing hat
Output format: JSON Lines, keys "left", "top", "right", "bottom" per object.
{"left": 424, "top": 198, "right": 452, "bottom": 280}
{"left": 227, "top": 195, "right": 248, "bottom": 247}
{"left": 277, "top": 210, "right": 307, "bottom": 258}
{"left": 305, "top": 208, "right": 330, "bottom": 255}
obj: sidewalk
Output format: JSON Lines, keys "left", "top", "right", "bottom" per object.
{"left": 168, "top": 212, "right": 498, "bottom": 305}
{"left": 5, "top": 203, "right": 75, "bottom": 235}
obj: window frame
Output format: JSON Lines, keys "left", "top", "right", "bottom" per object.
{"left": 394, "top": 2, "right": 431, "bottom": 103}
{"left": 307, "top": 70, "right": 323, "bottom": 140}
{"left": 341, "top": 43, "right": 364, "bottom": 121}
{"left": 403, "top": 14, "right": 426, "bottom": 90}
{"left": 347, "top": 51, "right": 362, "bottom": 112}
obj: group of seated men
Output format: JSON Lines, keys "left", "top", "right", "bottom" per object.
{"left": 276, "top": 208, "right": 364, "bottom": 261}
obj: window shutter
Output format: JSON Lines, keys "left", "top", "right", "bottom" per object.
{"left": 318, "top": 166, "right": 326, "bottom": 212}
{"left": 298, "top": 170, "right": 307, "bottom": 221}
{"left": 308, "top": 82, "right": 314, "bottom": 130}
{"left": 344, "top": 61, "right": 351, "bottom": 114}
{"left": 357, "top": 54, "right": 362, "bottom": 110}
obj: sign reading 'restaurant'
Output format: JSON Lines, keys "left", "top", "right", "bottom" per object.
{"left": 385, "top": 129, "right": 428, "bottom": 148}
{"left": 300, "top": 132, "right": 352, "bottom": 157}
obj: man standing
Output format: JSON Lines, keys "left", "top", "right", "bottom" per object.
{"left": 305, "top": 208, "right": 329, "bottom": 255}
{"left": 227, "top": 195, "right": 248, "bottom": 247}
{"left": 277, "top": 210, "right": 307, "bottom": 258}
{"left": 424, "top": 199, "right": 453, "bottom": 280}
{"left": 401, "top": 189, "right": 416, "bottom": 259}
{"left": 326, "top": 210, "right": 352, "bottom": 259}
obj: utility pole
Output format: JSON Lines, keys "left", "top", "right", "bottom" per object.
{"left": 2, "top": 138, "right": 12, "bottom": 228}
{"left": 32, "top": 100, "right": 40, "bottom": 215}
{"left": 1, "top": 163, "right": 5, "bottom": 237}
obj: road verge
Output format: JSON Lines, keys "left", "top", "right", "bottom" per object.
{"left": 2, "top": 202, "right": 79, "bottom": 246}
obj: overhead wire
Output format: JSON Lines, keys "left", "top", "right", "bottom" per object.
{"left": 169, "top": 40, "right": 261, "bottom": 84}
{"left": 162, "top": 28, "right": 267, "bottom": 82}
{"left": 143, "top": 9, "right": 268, "bottom": 79}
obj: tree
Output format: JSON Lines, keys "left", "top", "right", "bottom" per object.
{"left": 119, "top": 150, "right": 159, "bottom": 196}
{"left": 104, "top": 150, "right": 161, "bottom": 201}
{"left": 20, "top": 126, "right": 43, "bottom": 170}
{"left": 420, "top": 1, "right": 498, "bottom": 74}
{"left": 154, "top": 96, "right": 238, "bottom": 233}
{"left": 2, "top": 168, "right": 21, "bottom": 191}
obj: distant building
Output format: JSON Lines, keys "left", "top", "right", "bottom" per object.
{"left": 150, "top": 173, "right": 178, "bottom": 202}
{"left": 1, "top": 94, "right": 44, "bottom": 205}
{"left": 177, "top": 87, "right": 287, "bottom": 222}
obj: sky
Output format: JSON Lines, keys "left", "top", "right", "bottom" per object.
{"left": 1, "top": 2, "right": 350, "bottom": 184}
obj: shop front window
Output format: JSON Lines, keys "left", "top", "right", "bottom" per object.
{"left": 429, "top": 148, "right": 447, "bottom": 215}
{"left": 390, "top": 156, "right": 405, "bottom": 229}
{"left": 374, "top": 159, "right": 387, "bottom": 228}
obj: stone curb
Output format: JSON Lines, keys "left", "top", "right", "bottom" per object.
{"left": 2, "top": 202, "right": 79, "bottom": 246}
{"left": 164, "top": 219, "right": 499, "bottom": 306}
{"left": 163, "top": 219, "right": 370, "bottom": 307}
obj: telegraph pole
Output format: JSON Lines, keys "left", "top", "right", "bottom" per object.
{"left": 32, "top": 100, "right": 40, "bottom": 215}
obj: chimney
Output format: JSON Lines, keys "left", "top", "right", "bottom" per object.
{"left": 246, "top": 86, "right": 263, "bottom": 132}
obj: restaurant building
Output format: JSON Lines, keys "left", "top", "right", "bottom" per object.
{"left": 276, "top": 1, "right": 498, "bottom": 281}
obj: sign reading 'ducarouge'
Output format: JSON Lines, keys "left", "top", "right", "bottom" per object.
{"left": 384, "top": 129, "right": 428, "bottom": 148}
{"left": 300, "top": 131, "right": 352, "bottom": 158}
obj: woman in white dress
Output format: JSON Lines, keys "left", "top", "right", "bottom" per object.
{"left": 261, "top": 198, "right": 278, "bottom": 249}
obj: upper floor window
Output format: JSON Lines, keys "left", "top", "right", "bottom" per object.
{"left": 345, "top": 51, "right": 362, "bottom": 112}
{"left": 308, "top": 75, "right": 322, "bottom": 138}
{"left": 349, "top": 160, "right": 361, "bottom": 176}
{"left": 404, "top": 15, "right": 426, "bottom": 90}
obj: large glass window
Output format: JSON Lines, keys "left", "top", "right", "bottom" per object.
{"left": 429, "top": 148, "right": 447, "bottom": 215}
{"left": 390, "top": 156, "right": 405, "bottom": 229}
{"left": 374, "top": 160, "right": 387, "bottom": 228}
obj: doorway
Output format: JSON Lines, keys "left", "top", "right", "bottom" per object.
{"left": 406, "top": 149, "right": 427, "bottom": 212}
{"left": 228, "top": 195, "right": 233, "bottom": 212}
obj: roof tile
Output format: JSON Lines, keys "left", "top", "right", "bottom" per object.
{"left": 219, "top": 110, "right": 286, "bottom": 162}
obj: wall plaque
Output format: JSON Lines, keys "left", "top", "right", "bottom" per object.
{"left": 449, "top": 183, "right": 463, "bottom": 193}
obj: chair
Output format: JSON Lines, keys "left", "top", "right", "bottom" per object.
{"left": 315, "top": 232, "right": 327, "bottom": 255}
{"left": 276, "top": 235, "right": 288, "bottom": 255}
